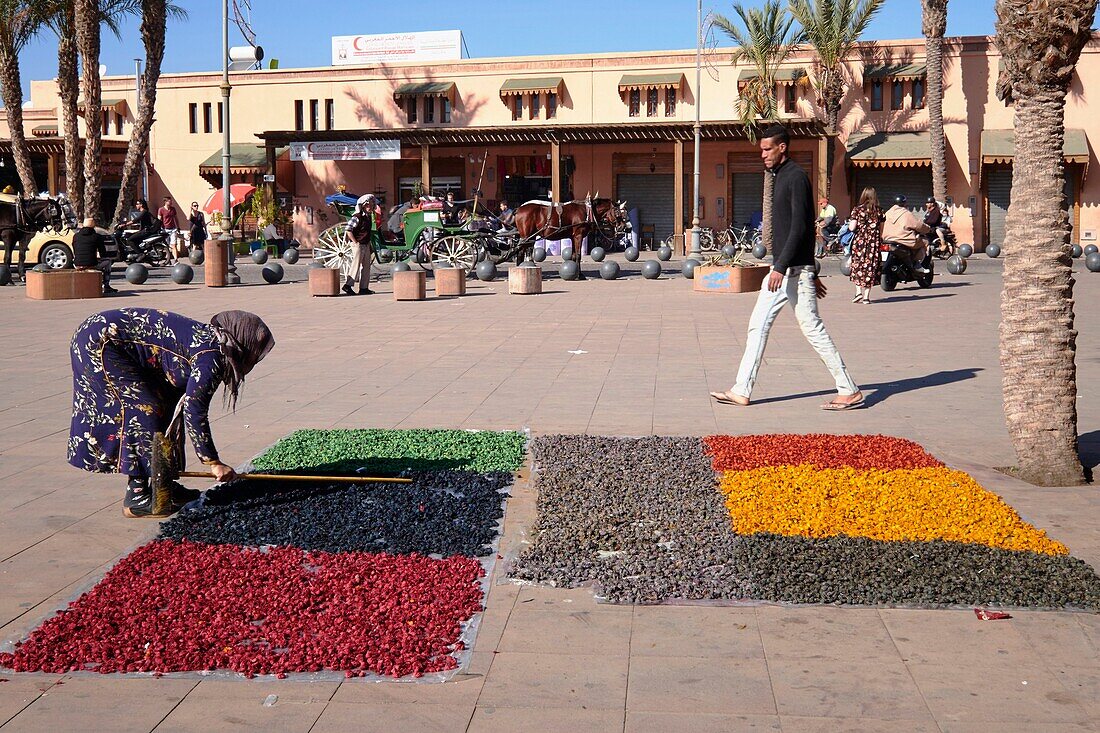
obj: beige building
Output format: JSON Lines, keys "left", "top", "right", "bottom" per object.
{"left": 4, "top": 33, "right": 1098, "bottom": 252}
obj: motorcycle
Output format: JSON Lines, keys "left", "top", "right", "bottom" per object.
{"left": 113, "top": 225, "right": 174, "bottom": 267}
{"left": 880, "top": 240, "right": 934, "bottom": 291}
{"left": 928, "top": 225, "right": 958, "bottom": 259}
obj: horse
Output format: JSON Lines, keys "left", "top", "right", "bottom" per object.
{"left": 513, "top": 196, "right": 629, "bottom": 270}
{"left": 0, "top": 196, "right": 65, "bottom": 280}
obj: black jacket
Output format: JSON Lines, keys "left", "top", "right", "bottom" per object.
{"left": 72, "top": 226, "right": 107, "bottom": 267}
{"left": 770, "top": 158, "right": 815, "bottom": 274}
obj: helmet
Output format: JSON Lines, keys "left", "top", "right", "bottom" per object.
{"left": 894, "top": 195, "right": 907, "bottom": 206}
{"left": 925, "top": 196, "right": 937, "bottom": 204}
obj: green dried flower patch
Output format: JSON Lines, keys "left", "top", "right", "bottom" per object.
{"left": 251, "top": 428, "right": 527, "bottom": 475}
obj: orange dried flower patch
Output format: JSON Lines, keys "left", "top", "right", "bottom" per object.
{"left": 719, "top": 465, "right": 1068, "bottom": 556}
{"left": 704, "top": 434, "right": 942, "bottom": 471}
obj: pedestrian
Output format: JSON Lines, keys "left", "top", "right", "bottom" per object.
{"left": 188, "top": 202, "right": 207, "bottom": 251}
{"left": 847, "top": 187, "right": 885, "bottom": 304}
{"left": 72, "top": 216, "right": 117, "bottom": 294}
{"left": 67, "top": 308, "right": 275, "bottom": 517}
{"left": 157, "top": 196, "right": 181, "bottom": 255}
{"left": 343, "top": 194, "right": 374, "bottom": 295}
{"left": 710, "top": 124, "right": 863, "bottom": 411}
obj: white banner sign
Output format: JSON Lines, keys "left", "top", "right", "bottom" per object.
{"left": 332, "top": 30, "right": 462, "bottom": 66}
{"left": 289, "top": 140, "right": 401, "bottom": 162}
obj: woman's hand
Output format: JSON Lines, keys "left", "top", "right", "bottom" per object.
{"left": 211, "top": 461, "right": 238, "bottom": 483}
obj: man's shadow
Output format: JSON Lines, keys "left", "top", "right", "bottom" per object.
{"left": 750, "top": 368, "right": 983, "bottom": 407}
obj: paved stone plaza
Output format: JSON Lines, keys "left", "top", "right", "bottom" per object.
{"left": 1, "top": 256, "right": 1098, "bottom": 732}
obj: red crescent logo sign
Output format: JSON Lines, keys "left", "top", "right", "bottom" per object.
{"left": 352, "top": 36, "right": 366, "bottom": 51}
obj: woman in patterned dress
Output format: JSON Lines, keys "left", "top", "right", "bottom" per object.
{"left": 68, "top": 308, "right": 275, "bottom": 517}
{"left": 848, "top": 187, "right": 885, "bottom": 304}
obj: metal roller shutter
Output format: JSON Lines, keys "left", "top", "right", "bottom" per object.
{"left": 732, "top": 173, "right": 764, "bottom": 227}
{"left": 853, "top": 167, "right": 932, "bottom": 214}
{"left": 617, "top": 174, "right": 674, "bottom": 243}
{"left": 985, "top": 168, "right": 1012, "bottom": 249}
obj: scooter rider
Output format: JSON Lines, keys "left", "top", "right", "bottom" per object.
{"left": 122, "top": 198, "right": 158, "bottom": 252}
{"left": 922, "top": 197, "right": 953, "bottom": 256}
{"left": 882, "top": 195, "right": 931, "bottom": 273}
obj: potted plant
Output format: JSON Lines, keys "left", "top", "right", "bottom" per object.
{"left": 692, "top": 249, "right": 771, "bottom": 293}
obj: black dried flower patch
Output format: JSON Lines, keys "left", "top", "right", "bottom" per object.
{"left": 159, "top": 470, "right": 513, "bottom": 557}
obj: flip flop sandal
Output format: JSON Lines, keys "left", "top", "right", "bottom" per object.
{"left": 711, "top": 391, "right": 749, "bottom": 406}
{"left": 822, "top": 397, "right": 865, "bottom": 411}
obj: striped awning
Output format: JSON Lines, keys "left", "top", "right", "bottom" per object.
{"left": 76, "top": 97, "right": 128, "bottom": 116}
{"left": 980, "top": 129, "right": 1089, "bottom": 165}
{"left": 846, "top": 131, "right": 931, "bottom": 168}
{"left": 618, "top": 73, "right": 686, "bottom": 92}
{"left": 198, "top": 144, "right": 287, "bottom": 175}
{"left": 392, "top": 82, "right": 456, "bottom": 103}
{"left": 863, "top": 64, "right": 927, "bottom": 81}
{"left": 32, "top": 124, "right": 59, "bottom": 137}
{"left": 738, "top": 68, "right": 808, "bottom": 87}
{"left": 500, "top": 77, "right": 564, "bottom": 98}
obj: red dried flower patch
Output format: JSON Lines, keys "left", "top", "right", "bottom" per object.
{"left": 704, "top": 434, "right": 942, "bottom": 471}
{"left": 0, "top": 540, "right": 483, "bottom": 678}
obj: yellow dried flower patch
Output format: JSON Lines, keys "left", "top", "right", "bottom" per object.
{"left": 719, "top": 465, "right": 1068, "bottom": 556}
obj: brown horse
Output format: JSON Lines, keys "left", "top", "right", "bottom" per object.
{"left": 513, "top": 197, "right": 628, "bottom": 269}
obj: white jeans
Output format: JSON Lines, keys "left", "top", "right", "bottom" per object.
{"left": 733, "top": 267, "right": 858, "bottom": 399}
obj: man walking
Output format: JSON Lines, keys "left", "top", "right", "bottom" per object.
{"left": 710, "top": 124, "right": 863, "bottom": 411}
{"left": 157, "top": 197, "right": 180, "bottom": 256}
{"left": 343, "top": 194, "right": 375, "bottom": 296}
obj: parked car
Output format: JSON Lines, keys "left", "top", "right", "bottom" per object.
{"left": 25, "top": 226, "right": 119, "bottom": 269}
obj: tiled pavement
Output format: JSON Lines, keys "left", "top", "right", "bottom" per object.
{"left": 1, "top": 256, "right": 1098, "bottom": 732}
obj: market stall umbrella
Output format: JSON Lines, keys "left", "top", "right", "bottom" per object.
{"left": 202, "top": 184, "right": 256, "bottom": 215}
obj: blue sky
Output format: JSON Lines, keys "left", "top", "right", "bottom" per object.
{"left": 18, "top": 0, "right": 995, "bottom": 92}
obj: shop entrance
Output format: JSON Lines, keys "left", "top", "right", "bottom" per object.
{"left": 498, "top": 155, "right": 572, "bottom": 206}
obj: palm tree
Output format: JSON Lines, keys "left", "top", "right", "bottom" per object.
{"left": 712, "top": 1, "right": 803, "bottom": 251}
{"left": 46, "top": 0, "right": 142, "bottom": 220}
{"left": 994, "top": 0, "right": 1096, "bottom": 486}
{"left": 922, "top": 0, "right": 949, "bottom": 204}
{"left": 789, "top": 0, "right": 884, "bottom": 200}
{"left": 0, "top": 2, "right": 47, "bottom": 195}
{"left": 75, "top": 0, "right": 102, "bottom": 219}
{"left": 112, "top": 0, "right": 187, "bottom": 227}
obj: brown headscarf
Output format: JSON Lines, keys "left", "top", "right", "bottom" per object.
{"left": 210, "top": 310, "right": 275, "bottom": 410}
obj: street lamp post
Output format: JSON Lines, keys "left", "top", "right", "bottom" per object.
{"left": 221, "top": 0, "right": 239, "bottom": 284}
{"left": 689, "top": 0, "right": 703, "bottom": 260}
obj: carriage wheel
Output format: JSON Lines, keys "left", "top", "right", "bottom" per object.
{"left": 314, "top": 224, "right": 354, "bottom": 280}
{"left": 428, "top": 235, "right": 478, "bottom": 270}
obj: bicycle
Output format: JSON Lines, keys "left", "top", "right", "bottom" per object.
{"left": 715, "top": 223, "right": 761, "bottom": 252}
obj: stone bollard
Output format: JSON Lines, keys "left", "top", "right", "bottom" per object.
{"left": 205, "top": 239, "right": 229, "bottom": 287}
{"left": 508, "top": 266, "right": 542, "bottom": 295}
{"left": 394, "top": 269, "right": 427, "bottom": 301}
{"left": 308, "top": 267, "right": 340, "bottom": 296}
{"left": 435, "top": 267, "right": 467, "bottom": 297}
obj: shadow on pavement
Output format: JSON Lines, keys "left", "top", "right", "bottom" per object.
{"left": 1078, "top": 429, "right": 1100, "bottom": 476}
{"left": 749, "top": 367, "right": 983, "bottom": 408}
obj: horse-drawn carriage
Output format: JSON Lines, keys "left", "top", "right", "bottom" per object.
{"left": 312, "top": 191, "right": 630, "bottom": 279}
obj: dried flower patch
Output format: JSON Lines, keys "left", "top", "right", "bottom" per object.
{"left": 158, "top": 471, "right": 512, "bottom": 557}
{"left": 0, "top": 541, "right": 483, "bottom": 678}
{"left": 510, "top": 433, "right": 1100, "bottom": 608}
{"left": 251, "top": 428, "right": 527, "bottom": 475}
{"left": 719, "top": 465, "right": 1068, "bottom": 555}
{"left": 704, "top": 434, "right": 941, "bottom": 471}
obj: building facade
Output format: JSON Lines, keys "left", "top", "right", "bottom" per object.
{"left": 4, "top": 34, "right": 1098, "bottom": 252}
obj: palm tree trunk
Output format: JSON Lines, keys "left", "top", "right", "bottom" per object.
{"left": 761, "top": 170, "right": 774, "bottom": 252}
{"left": 0, "top": 46, "right": 38, "bottom": 195}
{"left": 57, "top": 13, "right": 83, "bottom": 219}
{"left": 823, "top": 90, "right": 841, "bottom": 201}
{"left": 923, "top": 1, "right": 948, "bottom": 203}
{"left": 113, "top": 0, "right": 166, "bottom": 226}
{"left": 999, "top": 88, "right": 1083, "bottom": 485}
{"left": 75, "top": 0, "right": 102, "bottom": 219}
